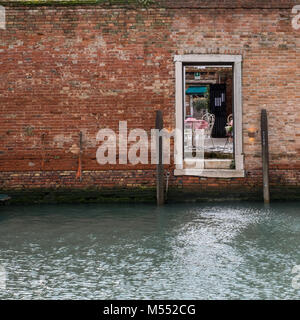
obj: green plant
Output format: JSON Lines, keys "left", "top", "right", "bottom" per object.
{"left": 225, "top": 125, "right": 232, "bottom": 134}
{"left": 193, "top": 98, "right": 208, "bottom": 112}
{"left": 193, "top": 87, "right": 210, "bottom": 112}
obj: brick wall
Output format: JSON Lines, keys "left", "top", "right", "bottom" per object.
{"left": 0, "top": 1, "right": 299, "bottom": 197}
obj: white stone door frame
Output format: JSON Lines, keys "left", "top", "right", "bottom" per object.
{"left": 174, "top": 54, "right": 244, "bottom": 178}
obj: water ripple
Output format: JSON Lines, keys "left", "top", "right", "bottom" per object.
{"left": 0, "top": 202, "right": 299, "bottom": 299}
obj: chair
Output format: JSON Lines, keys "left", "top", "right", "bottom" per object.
{"left": 202, "top": 113, "right": 215, "bottom": 148}
{"left": 224, "top": 114, "right": 233, "bottom": 150}
{"left": 227, "top": 114, "right": 233, "bottom": 126}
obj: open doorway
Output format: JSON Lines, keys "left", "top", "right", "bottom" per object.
{"left": 183, "top": 64, "right": 234, "bottom": 164}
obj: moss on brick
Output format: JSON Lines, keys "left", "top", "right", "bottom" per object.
{"left": 1, "top": 185, "right": 300, "bottom": 205}
{"left": 0, "top": 187, "right": 157, "bottom": 205}
{"left": 0, "top": 0, "right": 154, "bottom": 7}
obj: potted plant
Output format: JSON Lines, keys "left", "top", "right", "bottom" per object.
{"left": 193, "top": 89, "right": 210, "bottom": 114}
{"left": 193, "top": 98, "right": 208, "bottom": 112}
{"left": 225, "top": 119, "right": 233, "bottom": 136}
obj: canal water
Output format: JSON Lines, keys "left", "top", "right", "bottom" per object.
{"left": 0, "top": 202, "right": 299, "bottom": 299}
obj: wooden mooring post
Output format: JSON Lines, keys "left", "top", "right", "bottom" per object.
{"left": 261, "top": 109, "right": 270, "bottom": 203}
{"left": 156, "top": 110, "right": 164, "bottom": 206}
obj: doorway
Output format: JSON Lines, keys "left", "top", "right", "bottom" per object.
{"left": 184, "top": 65, "right": 234, "bottom": 162}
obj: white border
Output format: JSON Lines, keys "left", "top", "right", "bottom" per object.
{"left": 174, "top": 54, "right": 244, "bottom": 178}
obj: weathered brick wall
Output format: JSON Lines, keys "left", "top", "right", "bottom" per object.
{"left": 0, "top": 1, "right": 299, "bottom": 196}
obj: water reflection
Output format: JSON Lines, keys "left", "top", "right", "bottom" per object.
{"left": 0, "top": 202, "right": 299, "bottom": 299}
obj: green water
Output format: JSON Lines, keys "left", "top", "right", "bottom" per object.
{"left": 0, "top": 202, "right": 299, "bottom": 299}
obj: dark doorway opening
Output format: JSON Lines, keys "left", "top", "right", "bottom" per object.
{"left": 210, "top": 84, "right": 227, "bottom": 138}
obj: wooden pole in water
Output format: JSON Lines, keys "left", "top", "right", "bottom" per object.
{"left": 261, "top": 109, "right": 270, "bottom": 203}
{"left": 156, "top": 110, "right": 164, "bottom": 206}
